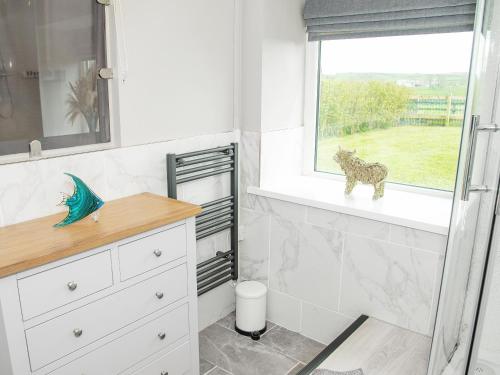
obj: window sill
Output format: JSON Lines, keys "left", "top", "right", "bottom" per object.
{"left": 247, "top": 176, "right": 451, "bottom": 235}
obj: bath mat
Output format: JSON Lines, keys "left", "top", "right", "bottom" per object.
{"left": 311, "top": 369, "right": 364, "bottom": 375}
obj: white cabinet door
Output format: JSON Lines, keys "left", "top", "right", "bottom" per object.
{"left": 118, "top": 225, "right": 187, "bottom": 280}
{"left": 26, "top": 264, "right": 188, "bottom": 371}
{"left": 18, "top": 251, "right": 113, "bottom": 320}
{"left": 50, "top": 304, "right": 190, "bottom": 375}
{"left": 132, "top": 341, "right": 191, "bottom": 375}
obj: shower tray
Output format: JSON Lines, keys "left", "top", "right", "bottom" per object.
{"left": 299, "top": 316, "right": 432, "bottom": 375}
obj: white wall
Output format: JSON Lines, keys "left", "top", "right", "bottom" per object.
{"left": 117, "top": 0, "right": 236, "bottom": 146}
{"left": 261, "top": 0, "right": 305, "bottom": 132}
{"left": 240, "top": 0, "right": 263, "bottom": 133}
{"left": 240, "top": 0, "right": 306, "bottom": 133}
{"left": 240, "top": 0, "right": 306, "bottom": 191}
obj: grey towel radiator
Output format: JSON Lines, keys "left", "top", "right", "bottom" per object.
{"left": 166, "top": 143, "right": 238, "bottom": 296}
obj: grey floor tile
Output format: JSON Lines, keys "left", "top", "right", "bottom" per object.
{"left": 207, "top": 367, "right": 232, "bottom": 375}
{"left": 261, "top": 323, "right": 278, "bottom": 337}
{"left": 259, "top": 326, "right": 326, "bottom": 363}
{"left": 199, "top": 324, "right": 297, "bottom": 375}
{"left": 201, "top": 358, "right": 216, "bottom": 374}
{"left": 216, "top": 311, "right": 276, "bottom": 333}
{"left": 287, "top": 362, "right": 305, "bottom": 374}
{"left": 215, "top": 311, "right": 237, "bottom": 330}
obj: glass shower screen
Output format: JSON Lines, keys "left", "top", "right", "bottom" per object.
{"left": 428, "top": 0, "right": 500, "bottom": 373}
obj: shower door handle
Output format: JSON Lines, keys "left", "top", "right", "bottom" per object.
{"left": 461, "top": 115, "right": 481, "bottom": 201}
{"left": 461, "top": 115, "right": 499, "bottom": 201}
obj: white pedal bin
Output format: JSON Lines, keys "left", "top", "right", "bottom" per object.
{"left": 235, "top": 281, "right": 268, "bottom": 340}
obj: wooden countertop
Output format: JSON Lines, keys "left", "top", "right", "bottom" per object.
{"left": 0, "top": 193, "right": 201, "bottom": 278}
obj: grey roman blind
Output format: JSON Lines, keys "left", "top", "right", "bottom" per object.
{"left": 304, "top": 0, "right": 477, "bottom": 41}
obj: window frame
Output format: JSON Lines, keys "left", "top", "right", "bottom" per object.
{"left": 0, "top": 3, "right": 120, "bottom": 165}
{"left": 303, "top": 40, "right": 456, "bottom": 198}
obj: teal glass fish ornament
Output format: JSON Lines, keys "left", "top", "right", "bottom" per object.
{"left": 54, "top": 173, "right": 105, "bottom": 228}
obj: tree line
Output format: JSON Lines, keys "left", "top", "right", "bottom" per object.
{"left": 318, "top": 79, "right": 465, "bottom": 137}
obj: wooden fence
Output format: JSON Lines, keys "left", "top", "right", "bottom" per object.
{"left": 399, "top": 96, "right": 466, "bottom": 127}
{"left": 318, "top": 95, "right": 466, "bottom": 138}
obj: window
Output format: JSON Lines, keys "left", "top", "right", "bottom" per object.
{"left": 0, "top": 0, "right": 110, "bottom": 158}
{"left": 314, "top": 32, "right": 474, "bottom": 191}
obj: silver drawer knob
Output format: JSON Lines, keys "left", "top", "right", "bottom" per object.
{"left": 156, "top": 291, "right": 164, "bottom": 299}
{"left": 73, "top": 328, "right": 83, "bottom": 338}
{"left": 153, "top": 249, "right": 162, "bottom": 257}
{"left": 158, "top": 332, "right": 166, "bottom": 340}
{"left": 67, "top": 281, "right": 78, "bottom": 291}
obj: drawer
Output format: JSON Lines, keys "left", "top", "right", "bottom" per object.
{"left": 50, "top": 304, "right": 190, "bottom": 375}
{"left": 26, "top": 263, "right": 188, "bottom": 371}
{"left": 133, "top": 341, "right": 191, "bottom": 375}
{"left": 119, "top": 225, "right": 187, "bottom": 280}
{"left": 18, "top": 251, "right": 112, "bottom": 320}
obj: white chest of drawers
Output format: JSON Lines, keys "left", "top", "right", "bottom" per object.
{"left": 0, "top": 193, "right": 201, "bottom": 375}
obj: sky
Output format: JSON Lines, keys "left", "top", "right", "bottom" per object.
{"left": 321, "top": 32, "right": 474, "bottom": 75}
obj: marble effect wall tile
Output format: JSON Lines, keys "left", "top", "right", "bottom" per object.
{"left": 197, "top": 230, "right": 231, "bottom": 264}
{"left": 237, "top": 193, "right": 447, "bottom": 339}
{"left": 390, "top": 225, "right": 448, "bottom": 254}
{"left": 260, "top": 127, "right": 303, "bottom": 186}
{"left": 0, "top": 151, "right": 107, "bottom": 226}
{"left": 307, "top": 207, "right": 391, "bottom": 241}
{"left": 172, "top": 131, "right": 237, "bottom": 156}
{"left": 240, "top": 131, "right": 260, "bottom": 210}
{"left": 239, "top": 208, "right": 270, "bottom": 283}
{"left": 103, "top": 143, "right": 168, "bottom": 200}
{"left": 267, "top": 289, "right": 302, "bottom": 332}
{"left": 0, "top": 159, "right": 52, "bottom": 227}
{"left": 253, "top": 196, "right": 306, "bottom": 223}
{"left": 177, "top": 175, "right": 231, "bottom": 206}
{"left": 301, "top": 302, "right": 355, "bottom": 345}
{"left": 198, "top": 281, "right": 236, "bottom": 331}
{"left": 269, "top": 217, "right": 343, "bottom": 311}
{"left": 0, "top": 131, "right": 238, "bottom": 227}
{"left": 340, "top": 234, "right": 439, "bottom": 334}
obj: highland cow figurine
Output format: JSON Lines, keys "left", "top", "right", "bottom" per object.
{"left": 334, "top": 147, "right": 388, "bottom": 200}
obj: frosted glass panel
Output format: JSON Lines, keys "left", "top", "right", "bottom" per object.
{"left": 0, "top": 0, "right": 43, "bottom": 154}
{"left": 0, "top": 0, "right": 109, "bottom": 157}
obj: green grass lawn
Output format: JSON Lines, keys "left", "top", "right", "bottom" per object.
{"left": 316, "top": 126, "right": 462, "bottom": 191}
